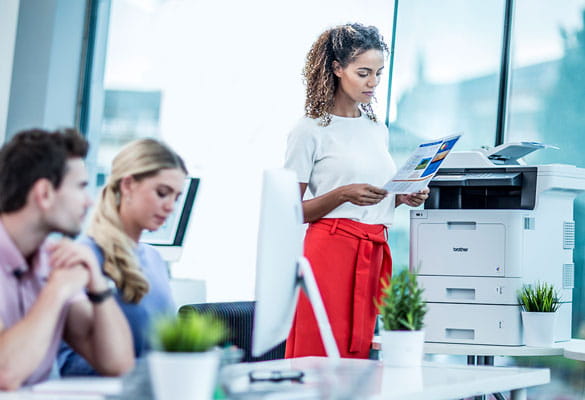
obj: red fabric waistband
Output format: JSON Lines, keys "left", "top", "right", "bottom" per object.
{"left": 308, "top": 218, "right": 391, "bottom": 353}
{"left": 308, "top": 218, "right": 387, "bottom": 243}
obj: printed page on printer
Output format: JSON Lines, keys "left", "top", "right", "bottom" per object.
{"left": 383, "top": 133, "right": 462, "bottom": 194}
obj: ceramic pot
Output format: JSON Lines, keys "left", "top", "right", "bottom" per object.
{"left": 380, "top": 330, "right": 425, "bottom": 367}
{"left": 148, "top": 349, "right": 220, "bottom": 400}
{"left": 521, "top": 311, "right": 557, "bottom": 347}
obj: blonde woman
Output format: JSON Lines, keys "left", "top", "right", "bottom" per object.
{"left": 58, "top": 138, "right": 188, "bottom": 375}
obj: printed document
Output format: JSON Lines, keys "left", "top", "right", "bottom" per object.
{"left": 383, "top": 134, "right": 462, "bottom": 194}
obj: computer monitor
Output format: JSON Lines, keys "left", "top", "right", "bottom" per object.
{"left": 140, "top": 177, "right": 199, "bottom": 262}
{"left": 251, "top": 168, "right": 340, "bottom": 359}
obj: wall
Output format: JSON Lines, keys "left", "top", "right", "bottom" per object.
{"left": 5, "top": 0, "right": 86, "bottom": 138}
{"left": 0, "top": 0, "right": 20, "bottom": 142}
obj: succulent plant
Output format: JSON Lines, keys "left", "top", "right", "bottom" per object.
{"left": 151, "top": 312, "right": 228, "bottom": 352}
{"left": 376, "top": 268, "right": 427, "bottom": 331}
{"left": 518, "top": 282, "right": 561, "bottom": 313}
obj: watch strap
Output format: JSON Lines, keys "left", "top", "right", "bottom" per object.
{"left": 86, "top": 287, "right": 114, "bottom": 304}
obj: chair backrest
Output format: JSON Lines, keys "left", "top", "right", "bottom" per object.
{"left": 178, "top": 301, "right": 286, "bottom": 362}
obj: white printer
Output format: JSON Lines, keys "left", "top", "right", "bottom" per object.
{"left": 411, "top": 143, "right": 585, "bottom": 345}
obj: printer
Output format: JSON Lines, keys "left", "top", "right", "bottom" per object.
{"left": 411, "top": 142, "right": 585, "bottom": 345}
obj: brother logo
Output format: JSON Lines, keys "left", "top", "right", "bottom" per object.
{"left": 453, "top": 247, "right": 469, "bottom": 252}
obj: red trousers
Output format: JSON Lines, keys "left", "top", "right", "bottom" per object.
{"left": 285, "top": 218, "right": 392, "bottom": 359}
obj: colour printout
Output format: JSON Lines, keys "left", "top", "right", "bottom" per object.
{"left": 383, "top": 134, "right": 462, "bottom": 194}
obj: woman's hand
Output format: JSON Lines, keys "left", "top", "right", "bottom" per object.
{"left": 396, "top": 188, "right": 430, "bottom": 208}
{"left": 340, "top": 184, "right": 388, "bottom": 206}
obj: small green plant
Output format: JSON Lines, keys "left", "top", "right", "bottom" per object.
{"left": 517, "top": 282, "right": 561, "bottom": 312}
{"left": 151, "top": 312, "right": 228, "bottom": 352}
{"left": 375, "top": 268, "right": 427, "bottom": 331}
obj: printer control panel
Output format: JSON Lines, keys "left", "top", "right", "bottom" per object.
{"left": 434, "top": 172, "right": 520, "bottom": 180}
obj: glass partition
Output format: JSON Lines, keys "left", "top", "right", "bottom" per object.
{"left": 507, "top": 0, "right": 585, "bottom": 337}
{"left": 504, "top": 2, "right": 585, "bottom": 398}
{"left": 85, "top": 0, "right": 396, "bottom": 301}
{"left": 387, "top": 0, "right": 506, "bottom": 266}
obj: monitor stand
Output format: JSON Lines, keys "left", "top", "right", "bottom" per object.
{"left": 296, "top": 256, "right": 341, "bottom": 359}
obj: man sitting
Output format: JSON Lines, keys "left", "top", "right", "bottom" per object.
{"left": 0, "top": 128, "right": 134, "bottom": 390}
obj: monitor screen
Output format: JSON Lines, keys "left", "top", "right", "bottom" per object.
{"left": 141, "top": 177, "right": 199, "bottom": 261}
{"left": 251, "top": 169, "right": 340, "bottom": 358}
{"left": 251, "top": 169, "right": 304, "bottom": 357}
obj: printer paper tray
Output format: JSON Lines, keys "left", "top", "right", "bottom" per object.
{"left": 424, "top": 303, "right": 571, "bottom": 345}
{"left": 419, "top": 276, "right": 522, "bottom": 304}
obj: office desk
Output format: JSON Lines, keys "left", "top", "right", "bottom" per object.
{"left": 0, "top": 357, "right": 549, "bottom": 400}
{"left": 221, "top": 357, "right": 549, "bottom": 400}
{"left": 421, "top": 341, "right": 567, "bottom": 400}
{"left": 423, "top": 338, "right": 585, "bottom": 362}
{"left": 424, "top": 342, "right": 565, "bottom": 357}
{"left": 0, "top": 377, "right": 120, "bottom": 400}
{"left": 374, "top": 336, "right": 566, "bottom": 356}
{"left": 559, "top": 339, "right": 585, "bottom": 361}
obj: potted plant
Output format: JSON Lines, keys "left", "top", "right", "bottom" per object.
{"left": 148, "top": 312, "right": 228, "bottom": 400}
{"left": 375, "top": 268, "right": 427, "bottom": 366}
{"left": 517, "top": 282, "right": 561, "bottom": 347}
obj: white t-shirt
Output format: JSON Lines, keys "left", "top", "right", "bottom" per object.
{"left": 285, "top": 112, "right": 397, "bottom": 226}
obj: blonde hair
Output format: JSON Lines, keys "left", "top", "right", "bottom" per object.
{"left": 88, "top": 139, "right": 187, "bottom": 303}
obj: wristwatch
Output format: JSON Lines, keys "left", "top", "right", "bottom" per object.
{"left": 86, "top": 280, "right": 116, "bottom": 303}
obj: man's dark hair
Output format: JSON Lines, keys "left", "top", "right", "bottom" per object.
{"left": 0, "top": 128, "right": 89, "bottom": 212}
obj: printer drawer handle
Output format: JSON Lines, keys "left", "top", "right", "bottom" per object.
{"left": 446, "top": 328, "right": 475, "bottom": 340}
{"left": 446, "top": 288, "right": 476, "bottom": 300}
{"left": 447, "top": 221, "right": 477, "bottom": 230}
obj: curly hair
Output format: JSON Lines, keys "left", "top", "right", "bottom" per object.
{"left": 88, "top": 139, "right": 187, "bottom": 303}
{"left": 303, "top": 23, "right": 389, "bottom": 126}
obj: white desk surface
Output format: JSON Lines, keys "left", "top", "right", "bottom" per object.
{"left": 560, "top": 339, "right": 585, "bottom": 361}
{"left": 0, "top": 356, "right": 552, "bottom": 400}
{"left": 0, "top": 377, "right": 121, "bottom": 399}
{"left": 222, "top": 356, "right": 550, "bottom": 400}
{"left": 423, "top": 339, "right": 585, "bottom": 359}
{"left": 423, "top": 341, "right": 566, "bottom": 356}
{"left": 373, "top": 336, "right": 568, "bottom": 356}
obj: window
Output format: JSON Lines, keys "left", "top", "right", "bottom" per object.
{"left": 507, "top": 0, "right": 585, "bottom": 166}
{"left": 507, "top": 0, "right": 585, "bottom": 333}
{"left": 387, "top": 2, "right": 585, "bottom": 398}
{"left": 84, "top": 0, "right": 395, "bottom": 301}
{"left": 387, "top": 0, "right": 506, "bottom": 266}
{"left": 506, "top": 4, "right": 585, "bottom": 397}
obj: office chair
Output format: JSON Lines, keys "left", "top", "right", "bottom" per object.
{"left": 178, "top": 301, "right": 286, "bottom": 362}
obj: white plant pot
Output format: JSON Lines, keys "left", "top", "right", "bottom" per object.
{"left": 521, "top": 311, "right": 557, "bottom": 347}
{"left": 380, "top": 330, "right": 425, "bottom": 367}
{"left": 148, "top": 350, "right": 220, "bottom": 400}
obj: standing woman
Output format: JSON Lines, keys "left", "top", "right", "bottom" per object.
{"left": 285, "top": 23, "right": 429, "bottom": 359}
{"left": 58, "top": 138, "right": 188, "bottom": 375}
